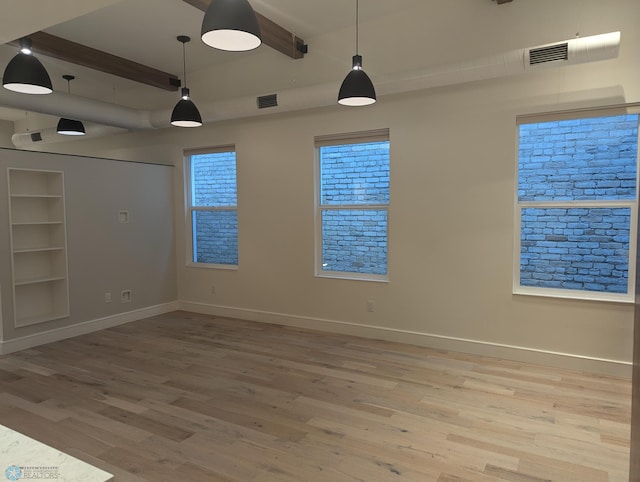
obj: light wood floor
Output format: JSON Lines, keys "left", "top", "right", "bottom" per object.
{"left": 0, "top": 311, "right": 631, "bottom": 481}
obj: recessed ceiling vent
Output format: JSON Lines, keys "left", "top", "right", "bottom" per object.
{"left": 528, "top": 42, "right": 569, "bottom": 65}
{"left": 257, "top": 93, "right": 278, "bottom": 109}
{"left": 30, "top": 132, "right": 42, "bottom": 142}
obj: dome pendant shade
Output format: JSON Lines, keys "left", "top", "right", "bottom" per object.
{"left": 171, "top": 88, "right": 203, "bottom": 127}
{"left": 338, "top": 55, "right": 376, "bottom": 106}
{"left": 171, "top": 37, "right": 202, "bottom": 128}
{"left": 201, "top": 0, "right": 262, "bottom": 51}
{"left": 57, "top": 117, "right": 86, "bottom": 136}
{"left": 338, "top": 1, "right": 376, "bottom": 107}
{"left": 3, "top": 39, "right": 52, "bottom": 94}
{"left": 57, "top": 75, "right": 85, "bottom": 135}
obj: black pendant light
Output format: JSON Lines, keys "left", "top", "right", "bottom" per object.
{"left": 338, "top": 0, "right": 376, "bottom": 106}
{"left": 2, "top": 38, "right": 53, "bottom": 95}
{"left": 57, "top": 75, "right": 86, "bottom": 136}
{"left": 171, "top": 36, "right": 203, "bottom": 128}
{"left": 201, "top": 0, "right": 262, "bottom": 52}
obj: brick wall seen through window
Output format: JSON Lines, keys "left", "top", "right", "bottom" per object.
{"left": 317, "top": 133, "right": 390, "bottom": 280}
{"left": 187, "top": 149, "right": 238, "bottom": 266}
{"left": 516, "top": 112, "right": 638, "bottom": 300}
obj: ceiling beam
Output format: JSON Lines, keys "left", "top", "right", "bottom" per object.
{"left": 181, "top": 0, "right": 307, "bottom": 59}
{"left": 9, "top": 31, "right": 180, "bottom": 91}
{"left": 4, "top": 1, "right": 306, "bottom": 92}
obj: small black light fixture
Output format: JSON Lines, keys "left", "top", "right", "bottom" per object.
{"left": 56, "top": 75, "right": 86, "bottom": 136}
{"left": 201, "top": 0, "right": 262, "bottom": 52}
{"left": 2, "top": 38, "right": 53, "bottom": 94}
{"left": 338, "top": 0, "right": 376, "bottom": 106}
{"left": 171, "top": 36, "right": 203, "bottom": 128}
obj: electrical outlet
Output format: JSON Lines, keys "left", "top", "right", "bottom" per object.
{"left": 104, "top": 292, "right": 112, "bottom": 303}
{"left": 121, "top": 290, "right": 132, "bottom": 303}
{"left": 367, "top": 300, "right": 375, "bottom": 312}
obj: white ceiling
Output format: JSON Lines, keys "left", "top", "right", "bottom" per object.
{"left": 0, "top": 0, "right": 620, "bottom": 128}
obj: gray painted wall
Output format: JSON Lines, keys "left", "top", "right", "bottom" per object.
{"left": 0, "top": 148, "right": 176, "bottom": 341}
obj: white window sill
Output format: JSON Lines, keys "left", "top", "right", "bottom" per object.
{"left": 187, "top": 262, "right": 238, "bottom": 270}
{"left": 513, "top": 287, "right": 633, "bottom": 304}
{"left": 316, "top": 271, "right": 389, "bottom": 283}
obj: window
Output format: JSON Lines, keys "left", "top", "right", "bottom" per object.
{"left": 185, "top": 146, "right": 238, "bottom": 268}
{"left": 515, "top": 108, "right": 639, "bottom": 301}
{"left": 315, "top": 129, "right": 390, "bottom": 281}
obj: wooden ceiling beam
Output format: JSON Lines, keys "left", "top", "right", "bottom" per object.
{"left": 5, "top": 1, "right": 306, "bottom": 91}
{"left": 181, "top": 0, "right": 307, "bottom": 59}
{"left": 9, "top": 31, "right": 180, "bottom": 92}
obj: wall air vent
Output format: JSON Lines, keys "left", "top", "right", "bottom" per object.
{"left": 30, "top": 132, "right": 43, "bottom": 142}
{"left": 257, "top": 94, "right": 278, "bottom": 109}
{"left": 528, "top": 42, "right": 569, "bottom": 65}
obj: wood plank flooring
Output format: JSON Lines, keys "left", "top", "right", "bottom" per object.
{"left": 631, "top": 290, "right": 640, "bottom": 481}
{"left": 0, "top": 311, "right": 631, "bottom": 481}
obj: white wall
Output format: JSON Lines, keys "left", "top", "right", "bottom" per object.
{"left": 17, "top": 0, "right": 639, "bottom": 375}
{"left": 172, "top": 83, "right": 635, "bottom": 376}
{"left": 0, "top": 148, "right": 177, "bottom": 349}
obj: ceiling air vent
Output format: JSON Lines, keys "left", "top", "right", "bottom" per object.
{"left": 257, "top": 94, "right": 278, "bottom": 109}
{"left": 528, "top": 42, "right": 569, "bottom": 65}
{"left": 30, "top": 132, "right": 43, "bottom": 142}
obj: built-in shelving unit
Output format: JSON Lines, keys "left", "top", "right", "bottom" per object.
{"left": 7, "top": 168, "right": 69, "bottom": 327}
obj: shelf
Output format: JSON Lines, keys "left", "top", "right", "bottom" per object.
{"left": 13, "top": 247, "right": 65, "bottom": 254}
{"left": 11, "top": 194, "right": 63, "bottom": 199}
{"left": 15, "top": 311, "right": 70, "bottom": 328}
{"left": 15, "top": 275, "right": 67, "bottom": 286}
{"left": 13, "top": 280, "right": 69, "bottom": 327}
{"left": 8, "top": 169, "right": 64, "bottom": 197}
{"left": 11, "top": 224, "right": 66, "bottom": 252}
{"left": 12, "top": 221, "right": 64, "bottom": 225}
{"left": 10, "top": 195, "right": 64, "bottom": 224}
{"left": 8, "top": 168, "right": 69, "bottom": 327}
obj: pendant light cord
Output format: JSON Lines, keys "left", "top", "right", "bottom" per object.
{"left": 182, "top": 42, "right": 187, "bottom": 87}
{"left": 355, "top": 0, "right": 359, "bottom": 54}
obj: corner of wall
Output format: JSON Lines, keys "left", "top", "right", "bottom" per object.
{"left": 0, "top": 301, "right": 179, "bottom": 355}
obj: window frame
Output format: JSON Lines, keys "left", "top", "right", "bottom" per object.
{"left": 184, "top": 145, "right": 239, "bottom": 270}
{"left": 314, "top": 129, "right": 390, "bottom": 282}
{"left": 513, "top": 105, "right": 640, "bottom": 302}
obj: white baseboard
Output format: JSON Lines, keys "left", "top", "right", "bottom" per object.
{"left": 0, "top": 302, "right": 179, "bottom": 355}
{"left": 179, "top": 301, "right": 632, "bottom": 378}
{"left": 1, "top": 300, "right": 631, "bottom": 378}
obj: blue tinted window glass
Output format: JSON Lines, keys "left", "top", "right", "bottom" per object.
{"left": 518, "top": 114, "right": 638, "bottom": 201}
{"left": 193, "top": 210, "right": 238, "bottom": 265}
{"left": 321, "top": 209, "right": 387, "bottom": 275}
{"left": 320, "top": 141, "right": 390, "bottom": 205}
{"left": 520, "top": 207, "right": 630, "bottom": 294}
{"left": 191, "top": 151, "right": 237, "bottom": 207}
